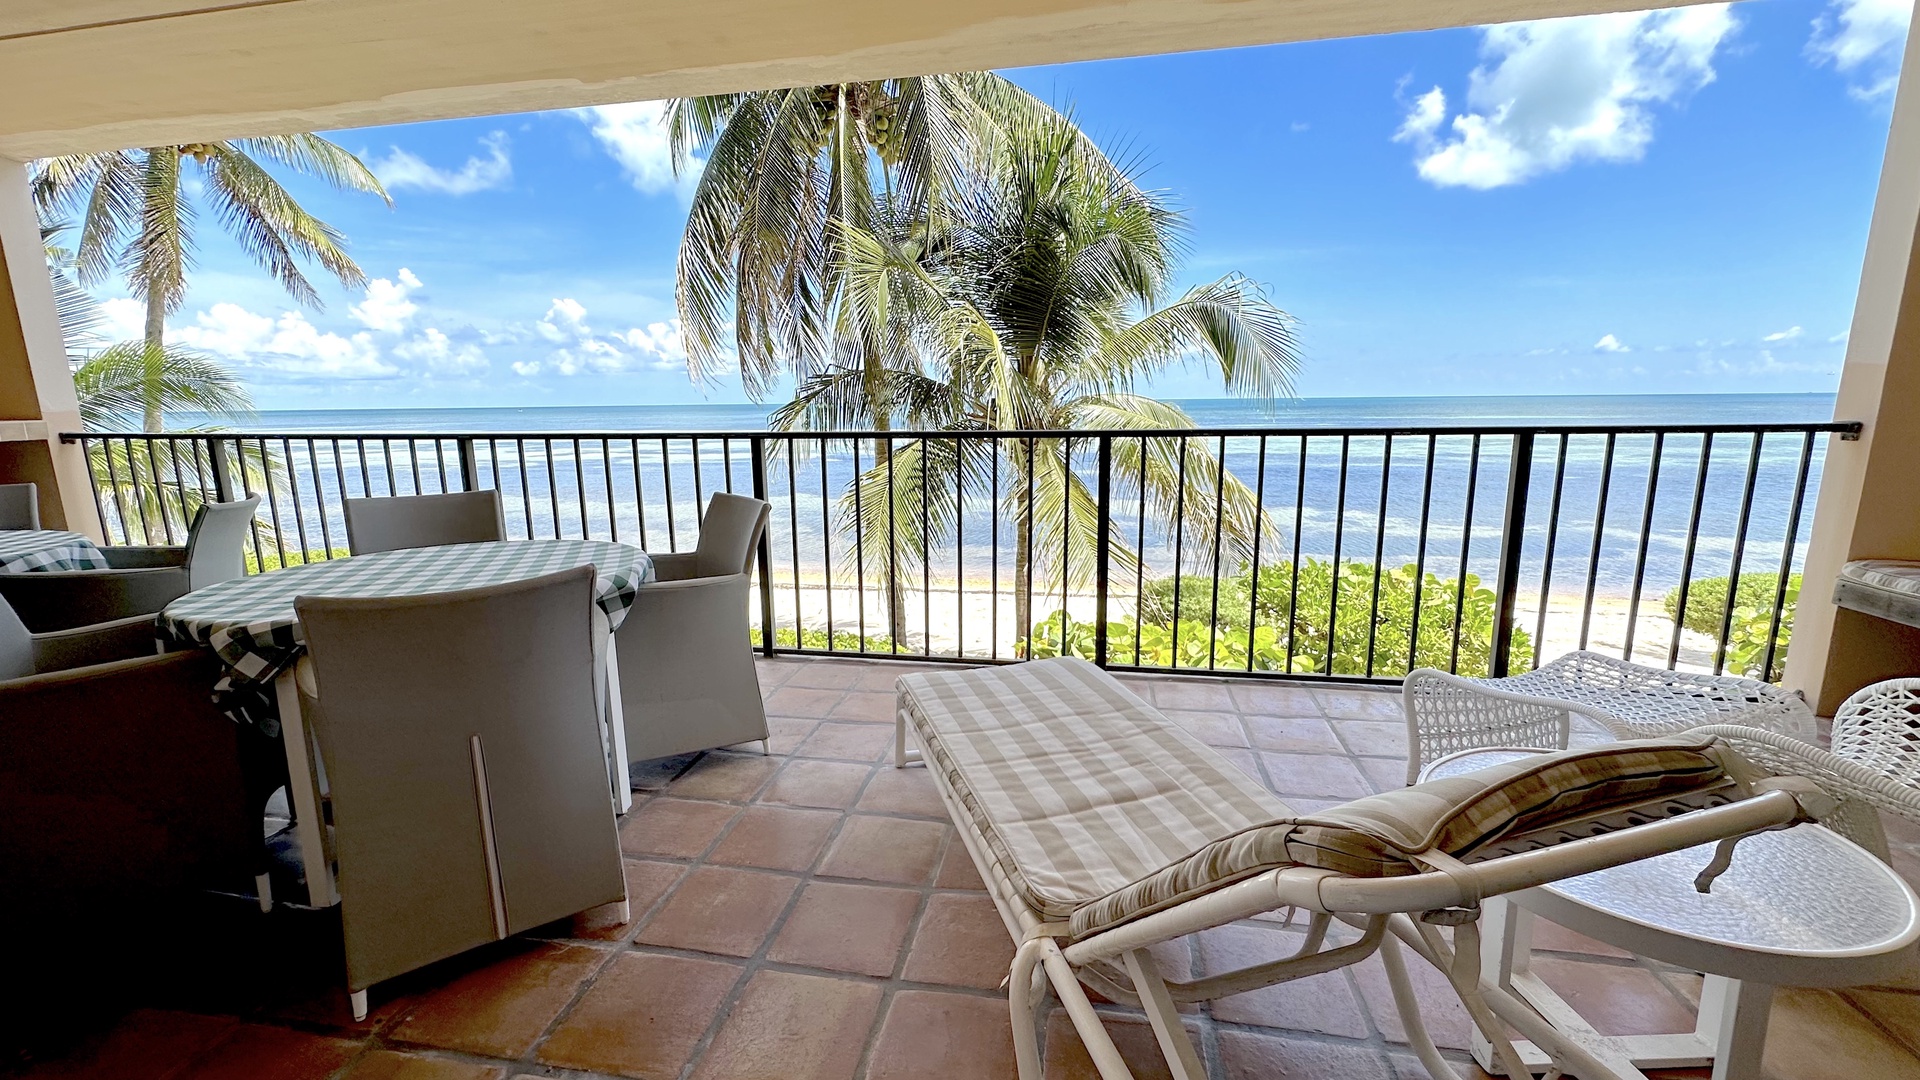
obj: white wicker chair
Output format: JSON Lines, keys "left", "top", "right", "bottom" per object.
{"left": 1689, "top": 678, "right": 1920, "bottom": 862}
{"left": 1402, "top": 650, "right": 1817, "bottom": 784}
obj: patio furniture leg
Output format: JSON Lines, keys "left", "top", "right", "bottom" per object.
{"left": 275, "top": 666, "right": 337, "bottom": 906}
{"left": 1010, "top": 938, "right": 1047, "bottom": 1080}
{"left": 254, "top": 871, "right": 273, "bottom": 913}
{"left": 1380, "top": 932, "right": 1470, "bottom": 1080}
{"left": 1123, "top": 948, "right": 1205, "bottom": 1080}
{"left": 1698, "top": 975, "right": 1773, "bottom": 1080}
{"left": 1038, "top": 937, "right": 1137, "bottom": 1080}
{"left": 603, "top": 634, "right": 631, "bottom": 814}
{"left": 349, "top": 989, "right": 367, "bottom": 1022}
{"left": 894, "top": 706, "right": 921, "bottom": 767}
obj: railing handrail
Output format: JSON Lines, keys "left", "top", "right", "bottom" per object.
{"left": 60, "top": 420, "right": 1865, "bottom": 443}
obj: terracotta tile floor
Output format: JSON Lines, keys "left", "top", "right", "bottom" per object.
{"left": 13, "top": 658, "right": 1920, "bottom": 1080}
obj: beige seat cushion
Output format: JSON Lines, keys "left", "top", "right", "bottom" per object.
{"left": 898, "top": 657, "right": 1292, "bottom": 920}
{"left": 1070, "top": 736, "right": 1745, "bottom": 940}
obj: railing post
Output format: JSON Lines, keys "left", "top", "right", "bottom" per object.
{"left": 1093, "top": 435, "right": 1112, "bottom": 668}
{"left": 1490, "top": 432, "right": 1535, "bottom": 677}
{"left": 208, "top": 436, "right": 236, "bottom": 503}
{"left": 749, "top": 435, "right": 778, "bottom": 657}
{"left": 456, "top": 437, "right": 479, "bottom": 492}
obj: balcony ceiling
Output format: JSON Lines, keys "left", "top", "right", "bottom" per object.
{"left": 1, "top": 0, "right": 1704, "bottom": 158}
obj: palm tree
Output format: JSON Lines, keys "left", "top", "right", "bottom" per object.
{"left": 669, "top": 76, "right": 1127, "bottom": 638}
{"left": 774, "top": 115, "right": 1301, "bottom": 649}
{"left": 31, "top": 135, "right": 389, "bottom": 431}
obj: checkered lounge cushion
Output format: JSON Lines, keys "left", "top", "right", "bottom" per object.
{"left": 897, "top": 657, "right": 1293, "bottom": 921}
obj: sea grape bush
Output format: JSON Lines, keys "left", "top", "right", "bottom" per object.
{"left": 1663, "top": 573, "right": 1798, "bottom": 681}
{"left": 1024, "top": 559, "right": 1532, "bottom": 678}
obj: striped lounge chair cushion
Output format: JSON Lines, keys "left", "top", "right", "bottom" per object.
{"left": 897, "top": 658, "right": 1292, "bottom": 920}
{"left": 1071, "top": 736, "right": 1745, "bottom": 939}
{"left": 1835, "top": 560, "right": 1920, "bottom": 629}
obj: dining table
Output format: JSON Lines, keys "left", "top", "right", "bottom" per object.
{"left": 160, "top": 538, "right": 655, "bottom": 907}
{"left": 0, "top": 528, "right": 110, "bottom": 573}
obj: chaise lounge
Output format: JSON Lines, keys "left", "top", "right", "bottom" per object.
{"left": 894, "top": 657, "right": 1870, "bottom": 1080}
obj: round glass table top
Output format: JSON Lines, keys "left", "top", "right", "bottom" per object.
{"left": 1423, "top": 747, "right": 1920, "bottom": 983}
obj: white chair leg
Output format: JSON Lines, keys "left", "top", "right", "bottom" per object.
{"left": 1009, "top": 938, "right": 1047, "bottom": 1080}
{"left": 1038, "top": 939, "right": 1136, "bottom": 1080}
{"left": 894, "top": 708, "right": 922, "bottom": 767}
{"left": 254, "top": 872, "right": 273, "bottom": 914}
{"left": 1122, "top": 948, "right": 1206, "bottom": 1080}
{"left": 760, "top": 738, "right": 770, "bottom": 756}
{"left": 349, "top": 989, "right": 368, "bottom": 1022}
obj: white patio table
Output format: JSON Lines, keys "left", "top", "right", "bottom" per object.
{"left": 1425, "top": 747, "right": 1920, "bottom": 1080}
{"left": 0, "top": 528, "right": 110, "bottom": 573}
{"left": 160, "top": 539, "right": 653, "bottom": 907}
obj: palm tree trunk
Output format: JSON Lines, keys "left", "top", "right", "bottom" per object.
{"left": 142, "top": 290, "right": 166, "bottom": 433}
{"left": 1013, "top": 510, "right": 1032, "bottom": 658}
{"left": 872, "top": 420, "right": 909, "bottom": 649}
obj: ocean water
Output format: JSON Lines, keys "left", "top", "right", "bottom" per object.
{"left": 188, "top": 392, "right": 1840, "bottom": 435}
{"left": 150, "top": 394, "right": 1842, "bottom": 630}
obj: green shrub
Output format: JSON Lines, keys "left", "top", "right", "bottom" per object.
{"left": 246, "top": 547, "right": 350, "bottom": 573}
{"left": 1028, "top": 559, "right": 1531, "bottom": 678}
{"left": 1662, "top": 573, "right": 1797, "bottom": 681}
{"left": 750, "top": 626, "right": 898, "bottom": 653}
{"left": 1665, "top": 573, "right": 1798, "bottom": 635}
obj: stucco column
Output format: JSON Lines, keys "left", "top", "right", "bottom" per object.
{"left": 1786, "top": 31, "right": 1920, "bottom": 713}
{"left": 0, "top": 155, "right": 96, "bottom": 538}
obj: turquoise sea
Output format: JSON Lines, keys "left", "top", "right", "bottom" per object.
{"left": 195, "top": 392, "right": 1841, "bottom": 435}
{"left": 155, "top": 393, "right": 1842, "bottom": 613}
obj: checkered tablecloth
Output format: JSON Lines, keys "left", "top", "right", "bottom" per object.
{"left": 161, "top": 539, "right": 653, "bottom": 729}
{"left": 0, "top": 529, "right": 111, "bottom": 573}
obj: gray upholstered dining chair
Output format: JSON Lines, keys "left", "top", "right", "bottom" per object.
{"left": 0, "top": 496, "right": 259, "bottom": 633}
{"left": 343, "top": 489, "right": 505, "bottom": 555}
{"left": 0, "top": 483, "right": 39, "bottom": 530}
{"left": 616, "top": 491, "right": 772, "bottom": 766}
{"left": 1, "top": 596, "right": 274, "bottom": 918}
{"left": 295, "top": 566, "right": 626, "bottom": 1020}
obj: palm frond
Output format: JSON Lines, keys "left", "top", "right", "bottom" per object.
{"left": 73, "top": 340, "right": 254, "bottom": 430}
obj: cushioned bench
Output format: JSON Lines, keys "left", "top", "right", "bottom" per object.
{"left": 894, "top": 658, "right": 1824, "bottom": 1080}
{"left": 1834, "top": 559, "right": 1920, "bottom": 629}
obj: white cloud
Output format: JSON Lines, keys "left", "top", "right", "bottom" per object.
{"left": 349, "top": 268, "right": 422, "bottom": 331}
{"left": 1809, "top": 0, "right": 1912, "bottom": 99}
{"left": 393, "top": 326, "right": 488, "bottom": 374}
{"left": 1395, "top": 7, "right": 1737, "bottom": 189}
{"left": 531, "top": 297, "right": 687, "bottom": 375}
{"left": 1594, "top": 333, "right": 1630, "bottom": 353}
{"left": 369, "top": 132, "right": 512, "bottom": 195}
{"left": 98, "top": 297, "right": 147, "bottom": 341}
{"left": 511, "top": 360, "right": 542, "bottom": 377}
{"left": 580, "top": 101, "right": 701, "bottom": 197}
{"left": 172, "top": 303, "right": 398, "bottom": 380}
{"left": 1830, "top": 329, "right": 1853, "bottom": 343}
{"left": 1762, "top": 325, "right": 1805, "bottom": 342}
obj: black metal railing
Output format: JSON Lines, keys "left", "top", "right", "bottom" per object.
{"left": 65, "top": 419, "right": 1860, "bottom": 684}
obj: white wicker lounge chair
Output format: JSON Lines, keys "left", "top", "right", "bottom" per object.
{"left": 1689, "top": 677, "right": 1920, "bottom": 862}
{"left": 1401, "top": 650, "right": 1816, "bottom": 785}
{"left": 895, "top": 658, "right": 1842, "bottom": 1080}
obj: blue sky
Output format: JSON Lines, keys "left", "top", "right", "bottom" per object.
{"left": 86, "top": 0, "right": 1911, "bottom": 410}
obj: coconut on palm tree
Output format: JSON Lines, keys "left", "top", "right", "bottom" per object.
{"left": 774, "top": 113, "right": 1301, "bottom": 649}
{"left": 32, "top": 134, "right": 389, "bottom": 432}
